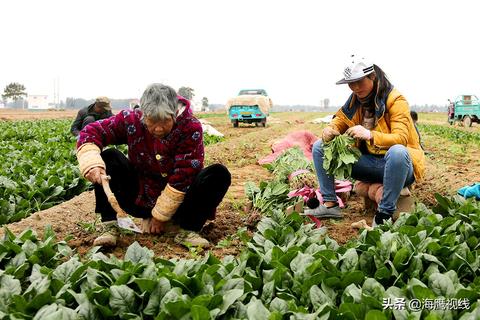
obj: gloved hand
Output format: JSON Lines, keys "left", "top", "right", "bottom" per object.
{"left": 85, "top": 167, "right": 106, "bottom": 184}
{"left": 346, "top": 125, "right": 372, "bottom": 140}
{"left": 151, "top": 184, "right": 185, "bottom": 222}
{"left": 76, "top": 143, "right": 106, "bottom": 182}
{"left": 322, "top": 127, "right": 340, "bottom": 142}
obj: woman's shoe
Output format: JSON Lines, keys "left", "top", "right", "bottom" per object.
{"left": 174, "top": 230, "right": 210, "bottom": 247}
{"left": 372, "top": 211, "right": 392, "bottom": 228}
{"left": 303, "top": 205, "right": 342, "bottom": 218}
{"left": 93, "top": 221, "right": 119, "bottom": 247}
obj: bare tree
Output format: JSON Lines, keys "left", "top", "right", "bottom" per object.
{"left": 178, "top": 86, "right": 194, "bottom": 100}
{"left": 201, "top": 97, "right": 209, "bottom": 111}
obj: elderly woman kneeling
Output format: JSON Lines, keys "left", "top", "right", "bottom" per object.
{"left": 76, "top": 83, "right": 231, "bottom": 247}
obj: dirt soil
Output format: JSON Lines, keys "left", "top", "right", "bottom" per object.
{"left": 0, "top": 109, "right": 79, "bottom": 121}
{"left": 1, "top": 109, "right": 479, "bottom": 259}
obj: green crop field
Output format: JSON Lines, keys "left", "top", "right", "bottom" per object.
{"left": 0, "top": 111, "right": 479, "bottom": 319}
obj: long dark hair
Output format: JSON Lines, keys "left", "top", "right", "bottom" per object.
{"left": 372, "top": 64, "right": 393, "bottom": 100}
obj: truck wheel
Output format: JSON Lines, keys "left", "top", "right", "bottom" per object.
{"left": 261, "top": 120, "right": 266, "bottom": 127}
{"left": 233, "top": 120, "right": 239, "bottom": 128}
{"left": 463, "top": 116, "right": 472, "bottom": 127}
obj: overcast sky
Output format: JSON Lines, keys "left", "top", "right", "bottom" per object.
{"left": 1, "top": 0, "right": 478, "bottom": 106}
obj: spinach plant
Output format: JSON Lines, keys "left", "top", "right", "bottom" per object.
{"left": 322, "top": 135, "right": 361, "bottom": 180}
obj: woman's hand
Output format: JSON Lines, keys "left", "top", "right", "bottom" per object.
{"left": 322, "top": 127, "right": 340, "bottom": 142}
{"left": 141, "top": 218, "right": 152, "bottom": 233}
{"left": 149, "top": 217, "right": 165, "bottom": 234}
{"left": 84, "top": 167, "right": 106, "bottom": 184}
{"left": 346, "top": 125, "right": 372, "bottom": 140}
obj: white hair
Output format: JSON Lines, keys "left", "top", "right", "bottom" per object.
{"left": 140, "top": 83, "right": 178, "bottom": 122}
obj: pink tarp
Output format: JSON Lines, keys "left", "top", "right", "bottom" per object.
{"left": 258, "top": 130, "right": 319, "bottom": 165}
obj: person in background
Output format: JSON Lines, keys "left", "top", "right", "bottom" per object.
{"left": 76, "top": 83, "right": 231, "bottom": 247}
{"left": 447, "top": 99, "right": 455, "bottom": 122}
{"left": 410, "top": 111, "right": 424, "bottom": 150}
{"left": 305, "top": 55, "right": 425, "bottom": 227}
{"left": 70, "top": 96, "right": 113, "bottom": 136}
{"left": 410, "top": 110, "right": 418, "bottom": 124}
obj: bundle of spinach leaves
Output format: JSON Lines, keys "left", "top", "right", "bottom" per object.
{"left": 246, "top": 147, "right": 313, "bottom": 213}
{"left": 322, "top": 134, "right": 361, "bottom": 180}
{"left": 244, "top": 180, "right": 292, "bottom": 213}
{"left": 264, "top": 147, "right": 314, "bottom": 183}
{"left": 264, "top": 147, "right": 318, "bottom": 190}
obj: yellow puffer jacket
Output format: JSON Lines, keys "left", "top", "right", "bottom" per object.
{"left": 328, "top": 88, "right": 425, "bottom": 182}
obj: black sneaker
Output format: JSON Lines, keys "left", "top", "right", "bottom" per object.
{"left": 372, "top": 211, "right": 392, "bottom": 228}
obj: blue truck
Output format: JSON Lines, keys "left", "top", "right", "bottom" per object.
{"left": 448, "top": 95, "right": 480, "bottom": 127}
{"left": 226, "top": 89, "right": 272, "bottom": 128}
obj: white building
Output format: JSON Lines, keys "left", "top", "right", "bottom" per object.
{"left": 191, "top": 99, "right": 209, "bottom": 112}
{"left": 191, "top": 100, "right": 202, "bottom": 112}
{"left": 27, "top": 95, "right": 50, "bottom": 110}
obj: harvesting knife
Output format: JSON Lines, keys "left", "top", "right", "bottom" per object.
{"left": 101, "top": 175, "right": 142, "bottom": 233}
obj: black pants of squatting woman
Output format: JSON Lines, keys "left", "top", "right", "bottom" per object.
{"left": 94, "top": 149, "right": 231, "bottom": 232}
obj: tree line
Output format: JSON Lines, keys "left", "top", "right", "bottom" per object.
{"left": 1, "top": 83, "right": 210, "bottom": 111}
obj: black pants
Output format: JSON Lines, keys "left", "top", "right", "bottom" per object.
{"left": 94, "top": 149, "right": 231, "bottom": 231}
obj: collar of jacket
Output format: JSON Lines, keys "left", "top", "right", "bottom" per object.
{"left": 341, "top": 85, "right": 393, "bottom": 121}
{"left": 176, "top": 95, "right": 193, "bottom": 120}
{"left": 87, "top": 103, "right": 96, "bottom": 113}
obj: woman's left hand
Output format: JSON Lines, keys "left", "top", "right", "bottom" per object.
{"left": 149, "top": 218, "right": 165, "bottom": 234}
{"left": 346, "top": 125, "right": 372, "bottom": 140}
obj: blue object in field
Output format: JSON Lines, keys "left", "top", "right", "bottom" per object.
{"left": 458, "top": 183, "right": 480, "bottom": 200}
{"left": 228, "top": 105, "right": 266, "bottom": 127}
{"left": 449, "top": 95, "right": 480, "bottom": 127}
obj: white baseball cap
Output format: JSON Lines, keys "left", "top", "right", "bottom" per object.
{"left": 336, "top": 54, "right": 374, "bottom": 85}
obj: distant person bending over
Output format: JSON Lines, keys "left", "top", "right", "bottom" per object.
{"left": 76, "top": 83, "right": 231, "bottom": 247}
{"left": 70, "top": 97, "right": 113, "bottom": 136}
{"left": 305, "top": 55, "right": 425, "bottom": 227}
{"left": 410, "top": 111, "right": 424, "bottom": 150}
{"left": 410, "top": 111, "right": 418, "bottom": 124}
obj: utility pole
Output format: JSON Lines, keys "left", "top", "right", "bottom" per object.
{"left": 53, "top": 77, "right": 60, "bottom": 109}
{"left": 57, "top": 77, "right": 60, "bottom": 109}
{"left": 53, "top": 79, "right": 56, "bottom": 109}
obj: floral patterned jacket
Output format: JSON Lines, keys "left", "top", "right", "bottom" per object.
{"left": 77, "top": 97, "right": 204, "bottom": 208}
